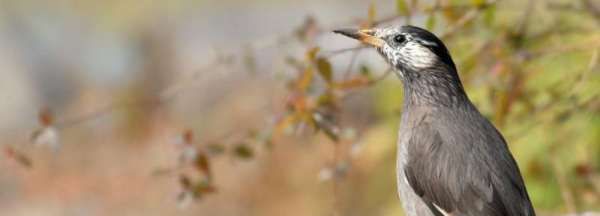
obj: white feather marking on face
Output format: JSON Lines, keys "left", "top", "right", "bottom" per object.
{"left": 415, "top": 38, "right": 438, "bottom": 47}
{"left": 374, "top": 28, "right": 438, "bottom": 71}
{"left": 398, "top": 41, "right": 437, "bottom": 69}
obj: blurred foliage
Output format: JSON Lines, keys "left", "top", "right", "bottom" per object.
{"left": 3, "top": 0, "right": 599, "bottom": 215}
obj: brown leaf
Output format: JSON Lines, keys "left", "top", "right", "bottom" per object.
{"left": 179, "top": 175, "right": 193, "bottom": 189}
{"left": 183, "top": 129, "right": 194, "bottom": 144}
{"left": 194, "top": 152, "right": 211, "bottom": 177}
{"left": 3, "top": 146, "right": 33, "bottom": 168}
{"left": 38, "top": 108, "right": 54, "bottom": 126}
{"left": 443, "top": 6, "right": 460, "bottom": 22}
{"left": 575, "top": 163, "right": 593, "bottom": 177}
{"left": 233, "top": 144, "right": 254, "bottom": 159}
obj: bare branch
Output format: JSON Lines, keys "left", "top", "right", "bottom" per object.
{"left": 320, "top": 46, "right": 367, "bottom": 58}
{"left": 582, "top": 0, "right": 600, "bottom": 25}
{"left": 368, "top": 67, "right": 394, "bottom": 85}
{"left": 440, "top": 9, "right": 481, "bottom": 39}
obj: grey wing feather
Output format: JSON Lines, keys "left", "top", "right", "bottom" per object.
{"left": 403, "top": 118, "right": 535, "bottom": 216}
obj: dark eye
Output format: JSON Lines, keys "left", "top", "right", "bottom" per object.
{"left": 393, "top": 34, "right": 406, "bottom": 44}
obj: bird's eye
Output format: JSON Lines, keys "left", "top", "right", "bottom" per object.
{"left": 393, "top": 34, "right": 406, "bottom": 44}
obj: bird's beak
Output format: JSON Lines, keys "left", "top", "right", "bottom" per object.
{"left": 333, "top": 28, "right": 384, "bottom": 48}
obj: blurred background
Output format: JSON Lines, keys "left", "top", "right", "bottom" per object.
{"left": 0, "top": 0, "right": 598, "bottom": 215}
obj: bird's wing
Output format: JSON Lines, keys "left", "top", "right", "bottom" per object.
{"left": 403, "top": 119, "right": 535, "bottom": 216}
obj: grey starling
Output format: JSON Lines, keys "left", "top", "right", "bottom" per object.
{"left": 334, "top": 26, "right": 536, "bottom": 216}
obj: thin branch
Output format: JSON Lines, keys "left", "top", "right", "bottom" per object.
{"left": 55, "top": 101, "right": 118, "bottom": 129}
{"left": 368, "top": 67, "right": 393, "bottom": 85}
{"left": 582, "top": 0, "right": 600, "bottom": 25}
{"left": 551, "top": 152, "right": 577, "bottom": 213}
{"left": 48, "top": 0, "right": 496, "bottom": 133}
{"left": 343, "top": 48, "right": 362, "bottom": 79}
{"left": 515, "top": 0, "right": 536, "bottom": 39}
{"left": 54, "top": 61, "right": 223, "bottom": 130}
{"left": 440, "top": 9, "right": 481, "bottom": 39}
{"left": 440, "top": 0, "right": 499, "bottom": 39}
{"left": 321, "top": 46, "right": 367, "bottom": 58}
{"left": 530, "top": 39, "right": 600, "bottom": 58}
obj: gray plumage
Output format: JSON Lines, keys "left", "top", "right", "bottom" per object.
{"left": 335, "top": 25, "right": 535, "bottom": 216}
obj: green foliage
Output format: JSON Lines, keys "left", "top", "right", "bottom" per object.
{"left": 396, "top": 0, "right": 410, "bottom": 16}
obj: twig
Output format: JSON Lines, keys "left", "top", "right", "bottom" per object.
{"left": 439, "top": 0, "right": 499, "bottom": 39}
{"left": 47, "top": 0, "right": 497, "bottom": 134}
{"left": 530, "top": 39, "right": 600, "bottom": 58}
{"left": 582, "top": 0, "right": 600, "bottom": 25}
{"left": 321, "top": 46, "right": 367, "bottom": 58}
{"left": 368, "top": 67, "right": 394, "bottom": 85}
{"left": 551, "top": 151, "right": 577, "bottom": 213}
{"left": 54, "top": 61, "right": 223, "bottom": 130}
{"left": 440, "top": 9, "right": 481, "bottom": 39}
{"left": 514, "top": 0, "right": 536, "bottom": 39}
{"left": 343, "top": 48, "right": 362, "bottom": 79}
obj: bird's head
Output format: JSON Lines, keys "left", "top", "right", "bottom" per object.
{"left": 334, "top": 25, "right": 457, "bottom": 80}
{"left": 334, "top": 25, "right": 466, "bottom": 106}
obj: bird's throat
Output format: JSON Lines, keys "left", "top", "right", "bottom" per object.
{"left": 399, "top": 67, "right": 468, "bottom": 108}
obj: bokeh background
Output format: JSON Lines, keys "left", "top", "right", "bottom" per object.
{"left": 0, "top": 0, "right": 598, "bottom": 215}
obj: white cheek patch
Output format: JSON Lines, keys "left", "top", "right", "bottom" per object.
{"left": 399, "top": 42, "right": 437, "bottom": 69}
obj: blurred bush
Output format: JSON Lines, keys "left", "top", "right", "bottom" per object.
{"left": 0, "top": 0, "right": 598, "bottom": 215}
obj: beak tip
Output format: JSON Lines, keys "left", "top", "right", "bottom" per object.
{"left": 333, "top": 28, "right": 359, "bottom": 39}
{"left": 333, "top": 28, "right": 383, "bottom": 48}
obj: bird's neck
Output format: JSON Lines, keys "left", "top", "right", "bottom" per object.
{"left": 400, "top": 67, "right": 469, "bottom": 108}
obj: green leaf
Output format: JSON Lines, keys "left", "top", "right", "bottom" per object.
{"left": 233, "top": 144, "right": 254, "bottom": 159}
{"left": 243, "top": 46, "right": 257, "bottom": 75}
{"left": 317, "top": 92, "right": 335, "bottom": 106}
{"left": 359, "top": 65, "right": 372, "bottom": 77}
{"left": 471, "top": 0, "right": 486, "bottom": 7}
{"left": 306, "top": 47, "right": 320, "bottom": 61}
{"left": 316, "top": 57, "right": 333, "bottom": 83}
{"left": 396, "top": 0, "right": 409, "bottom": 16}
{"left": 426, "top": 14, "right": 436, "bottom": 30}
{"left": 483, "top": 5, "right": 496, "bottom": 26}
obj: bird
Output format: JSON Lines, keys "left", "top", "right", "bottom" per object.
{"left": 333, "top": 25, "right": 536, "bottom": 216}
